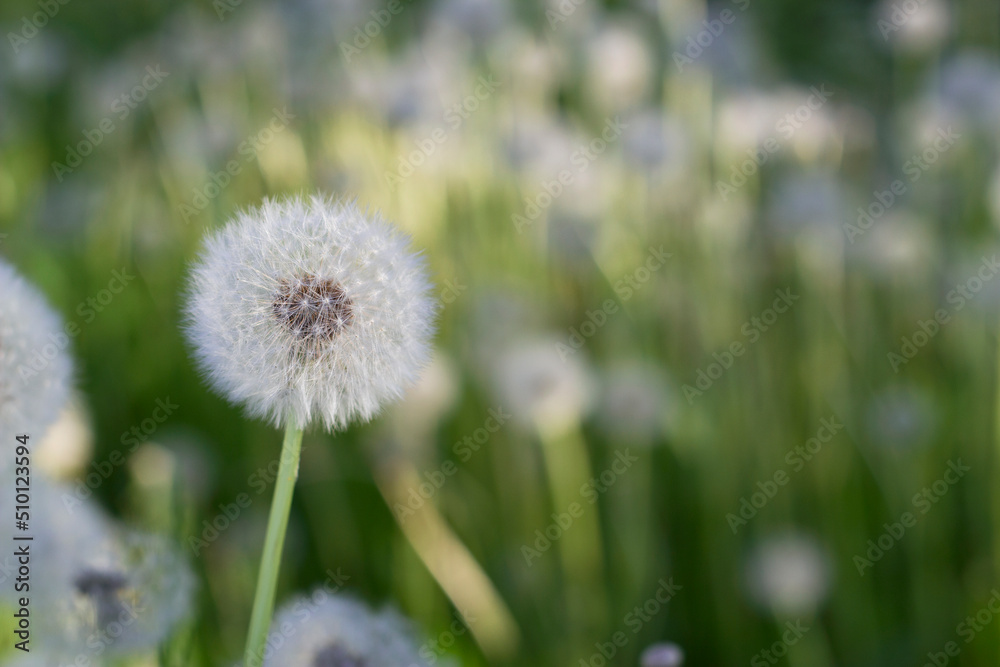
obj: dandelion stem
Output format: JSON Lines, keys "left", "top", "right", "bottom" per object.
{"left": 243, "top": 422, "right": 303, "bottom": 667}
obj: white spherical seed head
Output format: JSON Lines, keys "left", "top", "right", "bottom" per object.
{"left": 0, "top": 258, "right": 73, "bottom": 439}
{"left": 184, "top": 196, "right": 436, "bottom": 431}
{"left": 264, "top": 593, "right": 436, "bottom": 667}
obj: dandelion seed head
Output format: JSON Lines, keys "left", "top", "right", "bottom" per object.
{"left": 53, "top": 529, "right": 195, "bottom": 655}
{"left": 265, "top": 593, "right": 434, "bottom": 667}
{"left": 272, "top": 274, "right": 354, "bottom": 342}
{"left": 0, "top": 477, "right": 193, "bottom": 656}
{"left": 184, "top": 195, "right": 436, "bottom": 431}
{"left": 313, "top": 643, "right": 366, "bottom": 667}
{"left": 0, "top": 259, "right": 73, "bottom": 440}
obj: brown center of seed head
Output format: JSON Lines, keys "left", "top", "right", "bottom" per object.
{"left": 313, "top": 643, "right": 366, "bottom": 667}
{"left": 272, "top": 274, "right": 354, "bottom": 341}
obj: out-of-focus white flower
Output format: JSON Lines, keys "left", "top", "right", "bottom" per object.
{"left": 716, "top": 87, "right": 840, "bottom": 164}
{"left": 35, "top": 396, "right": 94, "bottom": 480}
{"left": 931, "top": 53, "right": 1000, "bottom": 128}
{"left": 128, "top": 441, "right": 178, "bottom": 489}
{"left": 501, "top": 114, "right": 579, "bottom": 179}
{"left": 391, "top": 351, "right": 460, "bottom": 444}
{"left": 185, "top": 196, "right": 436, "bottom": 431}
{"left": 641, "top": 642, "right": 685, "bottom": 667}
{"left": 0, "top": 259, "right": 73, "bottom": 440}
{"left": 847, "top": 211, "right": 935, "bottom": 283}
{"left": 745, "top": 533, "right": 831, "bottom": 615}
{"left": 865, "top": 385, "right": 937, "bottom": 450}
{"left": 430, "top": 0, "right": 511, "bottom": 42}
{"left": 264, "top": 593, "right": 434, "bottom": 667}
{"left": 349, "top": 48, "right": 461, "bottom": 128}
{"left": 4, "top": 654, "right": 59, "bottom": 667}
{"left": 876, "top": 0, "right": 950, "bottom": 53}
{"left": 491, "top": 340, "right": 595, "bottom": 434}
{"left": 598, "top": 362, "right": 675, "bottom": 443}
{"left": 1, "top": 477, "right": 194, "bottom": 656}
{"left": 765, "top": 170, "right": 846, "bottom": 244}
{"left": 0, "top": 476, "right": 105, "bottom": 608}
{"left": 43, "top": 529, "right": 195, "bottom": 657}
{"left": 501, "top": 31, "right": 566, "bottom": 106}
{"left": 623, "top": 110, "right": 692, "bottom": 175}
{"left": 10, "top": 30, "right": 68, "bottom": 91}
{"left": 584, "top": 23, "right": 654, "bottom": 111}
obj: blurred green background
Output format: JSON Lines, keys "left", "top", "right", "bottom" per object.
{"left": 2, "top": 0, "right": 999, "bottom": 664}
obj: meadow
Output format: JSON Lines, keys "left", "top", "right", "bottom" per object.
{"left": 1, "top": 0, "right": 997, "bottom": 665}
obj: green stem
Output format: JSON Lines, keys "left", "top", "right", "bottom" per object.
{"left": 243, "top": 422, "right": 303, "bottom": 667}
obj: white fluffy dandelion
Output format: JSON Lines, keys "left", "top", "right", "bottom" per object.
{"left": 0, "top": 258, "right": 73, "bottom": 440}
{"left": 43, "top": 528, "right": 195, "bottom": 656}
{"left": 183, "top": 195, "right": 436, "bottom": 665}
{"left": 184, "top": 195, "right": 436, "bottom": 431}
{"left": 1, "top": 476, "right": 194, "bottom": 657}
{"left": 264, "top": 593, "right": 435, "bottom": 667}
